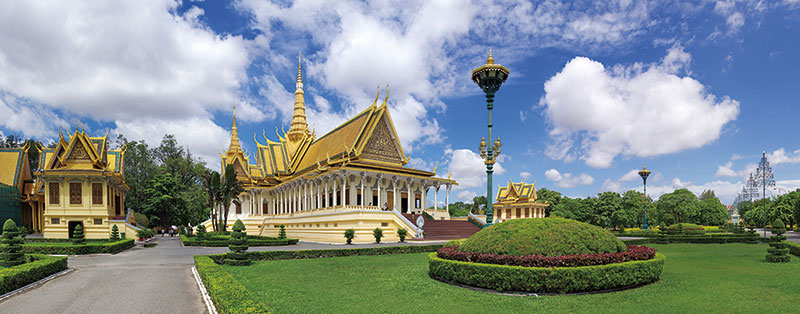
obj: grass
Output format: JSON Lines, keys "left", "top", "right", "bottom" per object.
{"left": 220, "top": 243, "right": 800, "bottom": 313}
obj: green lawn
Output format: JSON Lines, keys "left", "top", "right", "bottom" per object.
{"left": 221, "top": 243, "right": 800, "bottom": 313}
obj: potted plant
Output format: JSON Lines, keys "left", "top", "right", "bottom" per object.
{"left": 373, "top": 227, "right": 384, "bottom": 244}
{"left": 344, "top": 229, "right": 355, "bottom": 244}
{"left": 398, "top": 228, "right": 408, "bottom": 243}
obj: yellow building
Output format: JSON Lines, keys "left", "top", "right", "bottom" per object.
{"left": 0, "top": 144, "right": 41, "bottom": 231}
{"left": 38, "top": 127, "right": 140, "bottom": 239}
{"left": 493, "top": 181, "right": 548, "bottom": 223}
{"left": 206, "top": 56, "right": 458, "bottom": 243}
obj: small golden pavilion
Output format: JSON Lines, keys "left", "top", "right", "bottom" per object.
{"left": 206, "top": 56, "right": 457, "bottom": 243}
{"left": 493, "top": 181, "right": 548, "bottom": 223}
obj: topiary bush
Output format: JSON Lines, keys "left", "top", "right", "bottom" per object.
{"left": 72, "top": 224, "right": 85, "bottom": 245}
{"left": 344, "top": 229, "right": 355, "bottom": 244}
{"left": 398, "top": 228, "right": 408, "bottom": 243}
{"left": 110, "top": 224, "right": 120, "bottom": 240}
{"left": 766, "top": 219, "right": 790, "bottom": 263}
{"left": 224, "top": 220, "right": 251, "bottom": 266}
{"left": 373, "top": 228, "right": 384, "bottom": 244}
{"left": 0, "top": 219, "right": 24, "bottom": 267}
{"left": 278, "top": 224, "right": 286, "bottom": 239}
{"left": 662, "top": 223, "right": 705, "bottom": 235}
{"left": 196, "top": 224, "right": 207, "bottom": 240}
{"left": 458, "top": 217, "right": 626, "bottom": 257}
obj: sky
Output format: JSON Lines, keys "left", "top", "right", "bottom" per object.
{"left": 1, "top": 0, "right": 799, "bottom": 205}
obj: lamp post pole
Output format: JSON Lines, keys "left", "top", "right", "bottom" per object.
{"left": 472, "top": 49, "right": 509, "bottom": 228}
{"left": 638, "top": 165, "right": 651, "bottom": 230}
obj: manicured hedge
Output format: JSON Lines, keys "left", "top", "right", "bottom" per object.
{"left": 428, "top": 252, "right": 665, "bottom": 294}
{"left": 622, "top": 233, "right": 759, "bottom": 244}
{"left": 615, "top": 229, "right": 661, "bottom": 237}
{"left": 23, "top": 238, "right": 110, "bottom": 243}
{"left": 181, "top": 234, "right": 299, "bottom": 247}
{"left": 460, "top": 218, "right": 626, "bottom": 257}
{"left": 21, "top": 239, "right": 134, "bottom": 254}
{"left": 208, "top": 244, "right": 444, "bottom": 264}
{"left": 437, "top": 245, "right": 656, "bottom": 268}
{"left": 786, "top": 241, "right": 800, "bottom": 257}
{"left": 194, "top": 256, "right": 272, "bottom": 314}
{"left": 0, "top": 255, "right": 68, "bottom": 295}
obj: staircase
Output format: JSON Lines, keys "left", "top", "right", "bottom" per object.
{"left": 402, "top": 213, "right": 481, "bottom": 240}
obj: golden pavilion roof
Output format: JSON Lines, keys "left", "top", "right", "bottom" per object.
{"left": 497, "top": 181, "right": 537, "bottom": 201}
{"left": 40, "top": 125, "right": 125, "bottom": 177}
{"left": 0, "top": 145, "right": 31, "bottom": 189}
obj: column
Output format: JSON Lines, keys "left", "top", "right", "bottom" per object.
{"left": 340, "top": 172, "right": 347, "bottom": 207}
{"left": 333, "top": 177, "right": 338, "bottom": 207}
{"left": 377, "top": 174, "right": 383, "bottom": 209}
{"left": 434, "top": 184, "right": 439, "bottom": 211}
{"left": 420, "top": 180, "right": 427, "bottom": 212}
{"left": 392, "top": 176, "right": 400, "bottom": 211}
{"left": 446, "top": 184, "right": 451, "bottom": 214}
{"left": 406, "top": 178, "right": 413, "bottom": 212}
{"left": 324, "top": 177, "right": 329, "bottom": 208}
{"left": 360, "top": 172, "right": 366, "bottom": 208}
{"left": 316, "top": 179, "right": 321, "bottom": 209}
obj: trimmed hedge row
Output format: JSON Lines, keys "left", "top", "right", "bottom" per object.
{"left": 0, "top": 255, "right": 68, "bottom": 295}
{"left": 621, "top": 233, "right": 759, "bottom": 244}
{"left": 437, "top": 245, "right": 656, "bottom": 268}
{"left": 208, "top": 244, "right": 444, "bottom": 264}
{"left": 181, "top": 234, "right": 299, "bottom": 247}
{"left": 23, "top": 238, "right": 111, "bottom": 243}
{"left": 429, "top": 252, "right": 665, "bottom": 294}
{"left": 21, "top": 239, "right": 134, "bottom": 255}
{"left": 786, "top": 241, "right": 800, "bottom": 257}
{"left": 194, "top": 256, "right": 272, "bottom": 314}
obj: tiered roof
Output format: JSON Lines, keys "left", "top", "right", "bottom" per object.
{"left": 496, "top": 181, "right": 538, "bottom": 201}
{"left": 40, "top": 126, "right": 125, "bottom": 177}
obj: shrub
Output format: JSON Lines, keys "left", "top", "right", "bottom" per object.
{"left": 72, "top": 224, "right": 85, "bottom": 245}
{"left": 110, "top": 224, "right": 120, "bottom": 240}
{"left": 397, "top": 229, "right": 408, "bottom": 242}
{"left": 444, "top": 239, "right": 466, "bottom": 248}
{"left": 437, "top": 245, "right": 656, "bottom": 268}
{"left": 646, "top": 233, "right": 759, "bottom": 245}
{"left": 766, "top": 219, "right": 790, "bottom": 263}
{"left": 662, "top": 223, "right": 705, "bottom": 235}
{"left": 278, "top": 224, "right": 286, "bottom": 239}
{"left": 428, "top": 252, "right": 665, "bottom": 294}
{"left": 17, "top": 226, "right": 27, "bottom": 238}
{"left": 180, "top": 234, "right": 298, "bottom": 247}
{"left": 196, "top": 224, "right": 207, "bottom": 240}
{"left": 0, "top": 219, "right": 24, "bottom": 267}
{"left": 179, "top": 225, "right": 187, "bottom": 235}
{"left": 344, "top": 229, "right": 355, "bottom": 244}
{"left": 207, "top": 244, "right": 444, "bottom": 264}
{"left": 224, "top": 220, "right": 250, "bottom": 266}
{"left": 134, "top": 212, "right": 149, "bottom": 228}
{"left": 0, "top": 255, "right": 68, "bottom": 295}
{"left": 194, "top": 256, "right": 272, "bottom": 314}
{"left": 459, "top": 218, "right": 626, "bottom": 257}
{"left": 22, "top": 239, "right": 134, "bottom": 255}
{"left": 373, "top": 228, "right": 384, "bottom": 244}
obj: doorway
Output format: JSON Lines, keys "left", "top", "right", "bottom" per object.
{"left": 68, "top": 221, "right": 83, "bottom": 238}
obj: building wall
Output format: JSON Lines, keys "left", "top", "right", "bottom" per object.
{"left": 43, "top": 177, "right": 124, "bottom": 239}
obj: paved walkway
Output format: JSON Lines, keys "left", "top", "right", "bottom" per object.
{"left": 0, "top": 236, "right": 444, "bottom": 314}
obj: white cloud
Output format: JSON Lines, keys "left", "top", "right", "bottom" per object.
{"left": 0, "top": 1, "right": 251, "bottom": 163}
{"left": 445, "top": 148, "right": 505, "bottom": 190}
{"left": 520, "top": 171, "right": 532, "bottom": 181}
{"left": 0, "top": 96, "right": 70, "bottom": 139}
{"left": 115, "top": 117, "right": 230, "bottom": 167}
{"left": 713, "top": 1, "right": 745, "bottom": 34}
{"left": 767, "top": 148, "right": 800, "bottom": 165}
{"left": 540, "top": 46, "right": 739, "bottom": 168}
{"left": 731, "top": 153, "right": 744, "bottom": 160}
{"left": 544, "top": 168, "right": 594, "bottom": 189}
{"left": 456, "top": 190, "right": 477, "bottom": 202}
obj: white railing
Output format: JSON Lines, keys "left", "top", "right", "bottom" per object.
{"left": 468, "top": 211, "right": 486, "bottom": 227}
{"left": 393, "top": 209, "right": 422, "bottom": 237}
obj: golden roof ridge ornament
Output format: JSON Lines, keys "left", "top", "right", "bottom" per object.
{"left": 382, "top": 84, "right": 389, "bottom": 106}
{"left": 373, "top": 86, "right": 380, "bottom": 105}
{"left": 288, "top": 52, "right": 310, "bottom": 143}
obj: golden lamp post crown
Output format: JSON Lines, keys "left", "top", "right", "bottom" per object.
{"left": 471, "top": 48, "right": 510, "bottom": 93}
{"left": 638, "top": 165, "right": 651, "bottom": 182}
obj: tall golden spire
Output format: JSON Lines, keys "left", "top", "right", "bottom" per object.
{"left": 228, "top": 102, "right": 242, "bottom": 152}
{"left": 287, "top": 52, "right": 310, "bottom": 143}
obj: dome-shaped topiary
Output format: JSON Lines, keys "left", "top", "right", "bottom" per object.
{"left": 2, "top": 219, "right": 17, "bottom": 237}
{"left": 458, "top": 217, "right": 627, "bottom": 257}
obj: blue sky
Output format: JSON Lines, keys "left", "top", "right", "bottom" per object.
{"left": 1, "top": 0, "right": 799, "bottom": 205}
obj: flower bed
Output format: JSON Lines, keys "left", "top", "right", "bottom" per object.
{"left": 180, "top": 234, "right": 299, "bottom": 247}
{"left": 437, "top": 245, "right": 655, "bottom": 268}
{"left": 21, "top": 239, "right": 134, "bottom": 254}
{"left": 429, "top": 251, "right": 665, "bottom": 294}
{"left": 0, "top": 255, "right": 68, "bottom": 295}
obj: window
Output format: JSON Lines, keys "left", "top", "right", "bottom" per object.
{"left": 51, "top": 218, "right": 60, "bottom": 224}
{"left": 49, "top": 183, "right": 59, "bottom": 204}
{"left": 69, "top": 182, "right": 82, "bottom": 204}
{"left": 92, "top": 183, "right": 103, "bottom": 205}
{"left": 94, "top": 218, "right": 103, "bottom": 225}
{"left": 235, "top": 203, "right": 242, "bottom": 214}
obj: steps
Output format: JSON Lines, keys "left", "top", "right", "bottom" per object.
{"left": 402, "top": 213, "right": 481, "bottom": 240}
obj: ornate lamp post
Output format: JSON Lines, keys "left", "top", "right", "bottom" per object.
{"left": 638, "top": 165, "right": 651, "bottom": 230}
{"left": 472, "top": 49, "right": 509, "bottom": 228}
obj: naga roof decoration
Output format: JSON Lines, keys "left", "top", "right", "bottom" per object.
{"left": 497, "top": 181, "right": 538, "bottom": 201}
{"left": 40, "top": 125, "right": 125, "bottom": 176}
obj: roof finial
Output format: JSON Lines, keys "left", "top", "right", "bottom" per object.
{"left": 487, "top": 48, "right": 494, "bottom": 65}
{"left": 296, "top": 51, "right": 303, "bottom": 88}
{"left": 383, "top": 84, "right": 389, "bottom": 105}
{"left": 374, "top": 85, "right": 380, "bottom": 104}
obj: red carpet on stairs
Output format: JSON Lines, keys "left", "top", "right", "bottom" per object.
{"left": 402, "top": 213, "right": 481, "bottom": 240}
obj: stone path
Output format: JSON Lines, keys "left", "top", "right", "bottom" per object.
{"left": 0, "top": 236, "right": 444, "bottom": 314}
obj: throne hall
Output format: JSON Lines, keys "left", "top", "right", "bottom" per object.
{"left": 204, "top": 57, "right": 457, "bottom": 243}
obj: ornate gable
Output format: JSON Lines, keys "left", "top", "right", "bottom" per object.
{"left": 360, "top": 115, "right": 403, "bottom": 164}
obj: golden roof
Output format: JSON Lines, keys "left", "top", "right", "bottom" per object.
{"left": 0, "top": 147, "right": 28, "bottom": 188}
{"left": 497, "top": 181, "right": 537, "bottom": 201}
{"left": 41, "top": 125, "right": 124, "bottom": 175}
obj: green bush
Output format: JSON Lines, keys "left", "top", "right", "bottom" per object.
{"left": 766, "top": 219, "right": 789, "bottom": 263}
{"left": 373, "top": 228, "right": 384, "bottom": 244}
{"left": 180, "top": 234, "right": 298, "bottom": 247}
{"left": 786, "top": 241, "right": 800, "bottom": 257}
{"left": 344, "top": 229, "right": 355, "bottom": 245}
{"left": 110, "top": 224, "right": 120, "bottom": 240}
{"left": 134, "top": 212, "right": 149, "bottom": 228}
{"left": 224, "top": 220, "right": 250, "bottom": 266}
{"left": 397, "top": 229, "right": 408, "bottom": 243}
{"left": 194, "top": 256, "right": 272, "bottom": 314}
{"left": 22, "top": 239, "right": 134, "bottom": 255}
{"left": 135, "top": 229, "right": 146, "bottom": 239}
{"left": 444, "top": 239, "right": 466, "bottom": 248}
{"left": 207, "top": 244, "right": 444, "bottom": 264}
{"left": 0, "top": 219, "right": 24, "bottom": 267}
{"left": 636, "top": 233, "right": 759, "bottom": 245}
{"left": 662, "top": 223, "right": 705, "bottom": 235}
{"left": 613, "top": 228, "right": 660, "bottom": 237}
{"left": 459, "top": 217, "right": 626, "bottom": 257}
{"left": 0, "top": 255, "right": 68, "bottom": 295}
{"left": 428, "top": 252, "right": 665, "bottom": 294}
{"left": 278, "top": 225, "right": 286, "bottom": 239}
{"left": 72, "top": 224, "right": 85, "bottom": 245}
{"left": 196, "top": 224, "right": 207, "bottom": 240}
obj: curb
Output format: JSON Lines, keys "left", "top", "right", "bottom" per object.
{"left": 192, "top": 266, "right": 218, "bottom": 314}
{"left": 0, "top": 268, "right": 74, "bottom": 303}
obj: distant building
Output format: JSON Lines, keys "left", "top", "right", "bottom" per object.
{"left": 493, "top": 181, "right": 548, "bottom": 223}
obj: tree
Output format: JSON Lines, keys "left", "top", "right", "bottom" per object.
{"left": 737, "top": 201, "right": 753, "bottom": 220}
{"left": 611, "top": 209, "right": 635, "bottom": 230}
{"left": 537, "top": 188, "right": 561, "bottom": 217}
{"left": 770, "top": 194, "right": 794, "bottom": 229}
{"left": 110, "top": 224, "right": 120, "bottom": 240}
{"left": 224, "top": 219, "right": 250, "bottom": 266}
{"left": 697, "top": 197, "right": 728, "bottom": 226}
{"left": 118, "top": 136, "right": 158, "bottom": 214}
{"left": 196, "top": 224, "right": 207, "bottom": 240}
{"left": 471, "top": 196, "right": 487, "bottom": 214}
{"left": 656, "top": 189, "right": 698, "bottom": 225}
{"left": 72, "top": 224, "right": 85, "bottom": 245}
{"left": 218, "top": 163, "right": 244, "bottom": 231}
{"left": 699, "top": 189, "right": 717, "bottom": 201}
{"left": 621, "top": 190, "right": 654, "bottom": 228}
{"left": 203, "top": 171, "right": 222, "bottom": 231}
{"left": 143, "top": 171, "right": 183, "bottom": 228}
{"left": 551, "top": 197, "right": 593, "bottom": 224}
{"left": 447, "top": 201, "right": 471, "bottom": 217}
{"left": 0, "top": 219, "right": 24, "bottom": 267}
{"left": 594, "top": 192, "right": 622, "bottom": 228}
{"left": 744, "top": 206, "right": 766, "bottom": 228}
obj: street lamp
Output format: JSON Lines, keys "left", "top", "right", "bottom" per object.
{"left": 472, "top": 49, "right": 509, "bottom": 228}
{"left": 638, "top": 165, "right": 651, "bottom": 230}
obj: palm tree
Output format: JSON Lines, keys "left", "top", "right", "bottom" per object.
{"left": 203, "top": 170, "right": 221, "bottom": 232}
{"left": 219, "top": 163, "right": 244, "bottom": 232}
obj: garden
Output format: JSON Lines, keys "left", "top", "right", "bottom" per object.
{"left": 0, "top": 219, "right": 69, "bottom": 295}
{"left": 180, "top": 223, "right": 298, "bottom": 247}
